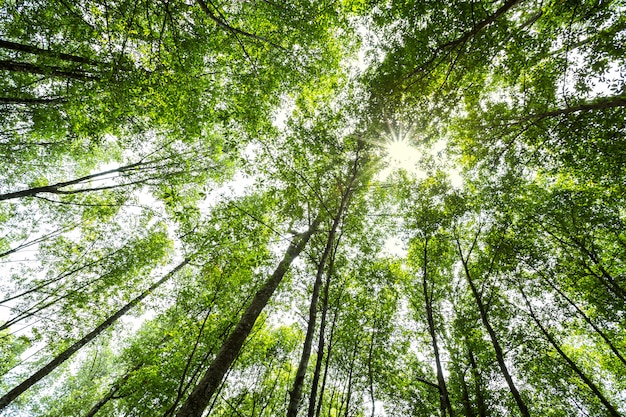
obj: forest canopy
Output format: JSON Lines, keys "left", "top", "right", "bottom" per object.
{"left": 1, "top": 0, "right": 625, "bottom": 416}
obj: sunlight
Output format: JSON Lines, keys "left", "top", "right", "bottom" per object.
{"left": 385, "top": 137, "right": 421, "bottom": 171}
{"left": 378, "top": 121, "right": 424, "bottom": 177}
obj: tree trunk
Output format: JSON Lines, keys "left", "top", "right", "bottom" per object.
{"left": 0, "top": 159, "right": 151, "bottom": 201}
{"left": 287, "top": 222, "right": 345, "bottom": 417}
{"left": 306, "top": 250, "right": 335, "bottom": 417}
{"left": 173, "top": 218, "right": 320, "bottom": 417}
{"left": 0, "top": 96, "right": 66, "bottom": 105}
{"left": 422, "top": 238, "right": 454, "bottom": 417}
{"left": 314, "top": 278, "right": 344, "bottom": 417}
{"left": 194, "top": 0, "right": 281, "bottom": 49}
{"left": 405, "top": 0, "right": 521, "bottom": 80}
{"left": 467, "top": 348, "right": 487, "bottom": 417}
{"left": 84, "top": 383, "right": 122, "bottom": 417}
{"left": 0, "top": 59, "right": 95, "bottom": 80}
{"left": 342, "top": 341, "right": 359, "bottom": 417}
{"left": 0, "top": 260, "right": 189, "bottom": 411}
{"left": 458, "top": 368, "right": 473, "bottom": 417}
{"left": 83, "top": 363, "right": 142, "bottom": 417}
{"left": 518, "top": 286, "right": 621, "bottom": 417}
{"left": 515, "top": 94, "right": 626, "bottom": 124}
{"left": 0, "top": 39, "right": 100, "bottom": 65}
{"left": 286, "top": 149, "right": 362, "bottom": 417}
{"left": 455, "top": 238, "right": 531, "bottom": 417}
{"left": 286, "top": 232, "right": 333, "bottom": 417}
{"left": 538, "top": 269, "right": 626, "bottom": 366}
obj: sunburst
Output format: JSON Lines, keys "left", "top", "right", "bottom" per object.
{"left": 382, "top": 120, "right": 422, "bottom": 173}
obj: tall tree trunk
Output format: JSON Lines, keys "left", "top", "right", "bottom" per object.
{"left": 83, "top": 382, "right": 123, "bottom": 417}
{"left": 455, "top": 238, "right": 531, "bottom": 417}
{"left": 174, "top": 218, "right": 320, "bottom": 417}
{"left": 458, "top": 367, "right": 473, "bottom": 417}
{"left": 0, "top": 59, "right": 94, "bottom": 80}
{"left": 0, "top": 260, "right": 189, "bottom": 411}
{"left": 314, "top": 278, "right": 344, "bottom": 417}
{"left": 0, "top": 39, "right": 100, "bottom": 65}
{"left": 0, "top": 160, "right": 149, "bottom": 201}
{"left": 405, "top": 0, "right": 521, "bottom": 80}
{"left": 286, "top": 148, "right": 362, "bottom": 417}
{"left": 367, "top": 328, "right": 376, "bottom": 417}
{"left": 422, "top": 238, "right": 454, "bottom": 417}
{"left": 342, "top": 341, "right": 359, "bottom": 417}
{"left": 83, "top": 363, "right": 142, "bottom": 417}
{"left": 286, "top": 233, "right": 334, "bottom": 417}
{"left": 467, "top": 348, "right": 487, "bottom": 417}
{"left": 537, "top": 268, "right": 626, "bottom": 366}
{"left": 0, "top": 96, "right": 66, "bottom": 105}
{"left": 515, "top": 94, "right": 626, "bottom": 123}
{"left": 306, "top": 248, "right": 336, "bottom": 417}
{"left": 518, "top": 286, "right": 621, "bottom": 417}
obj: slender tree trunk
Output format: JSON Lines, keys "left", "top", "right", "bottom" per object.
{"left": 538, "top": 269, "right": 626, "bottom": 366}
{"left": 0, "top": 160, "right": 149, "bottom": 201}
{"left": 422, "top": 238, "right": 454, "bottom": 417}
{"left": 538, "top": 224, "right": 626, "bottom": 301}
{"left": 343, "top": 341, "right": 359, "bottom": 417}
{"left": 194, "top": 0, "right": 282, "bottom": 49}
{"left": 573, "top": 239, "right": 626, "bottom": 301}
{"left": 455, "top": 238, "right": 531, "bottom": 417}
{"left": 458, "top": 368, "right": 473, "bottom": 417}
{"left": 83, "top": 382, "right": 123, "bottom": 417}
{"left": 0, "top": 96, "right": 66, "bottom": 105}
{"left": 287, "top": 224, "right": 344, "bottom": 417}
{"left": 0, "top": 59, "right": 95, "bottom": 80}
{"left": 367, "top": 328, "right": 376, "bottom": 417}
{"left": 83, "top": 363, "right": 142, "bottom": 417}
{"left": 405, "top": 0, "right": 521, "bottom": 79}
{"left": 518, "top": 287, "right": 621, "bottom": 417}
{"left": 515, "top": 94, "right": 626, "bottom": 123}
{"left": 173, "top": 218, "right": 320, "bottom": 417}
{"left": 314, "top": 280, "right": 344, "bottom": 417}
{"left": 286, "top": 150, "right": 362, "bottom": 417}
{"left": 0, "top": 39, "right": 100, "bottom": 65}
{"left": 467, "top": 348, "right": 487, "bottom": 417}
{"left": 286, "top": 234, "right": 333, "bottom": 417}
{"left": 306, "top": 251, "right": 335, "bottom": 417}
{"left": 0, "top": 260, "right": 189, "bottom": 411}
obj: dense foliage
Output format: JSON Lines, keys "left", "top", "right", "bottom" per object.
{"left": 1, "top": 1, "right": 625, "bottom": 416}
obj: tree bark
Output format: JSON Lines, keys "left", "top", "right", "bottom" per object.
{"left": 306, "top": 250, "right": 335, "bottom": 417}
{"left": 455, "top": 238, "right": 531, "bottom": 417}
{"left": 0, "top": 59, "right": 95, "bottom": 80}
{"left": 467, "top": 348, "right": 487, "bottom": 417}
{"left": 83, "top": 364, "right": 142, "bottom": 417}
{"left": 286, "top": 147, "right": 362, "bottom": 417}
{"left": 422, "top": 238, "right": 455, "bottom": 417}
{"left": 0, "top": 96, "right": 66, "bottom": 105}
{"left": 537, "top": 269, "right": 626, "bottom": 367}
{"left": 194, "top": 0, "right": 283, "bottom": 49}
{"left": 173, "top": 218, "right": 320, "bottom": 417}
{"left": 519, "top": 286, "right": 621, "bottom": 417}
{"left": 342, "top": 341, "right": 359, "bottom": 417}
{"left": 405, "top": 0, "right": 522, "bottom": 80}
{"left": 0, "top": 260, "right": 189, "bottom": 411}
{"left": 0, "top": 160, "right": 150, "bottom": 201}
{"left": 314, "top": 278, "right": 344, "bottom": 417}
{"left": 0, "top": 39, "right": 100, "bottom": 66}
{"left": 286, "top": 212, "right": 345, "bottom": 417}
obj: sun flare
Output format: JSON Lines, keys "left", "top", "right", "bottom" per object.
{"left": 386, "top": 138, "right": 415, "bottom": 163}
{"left": 380, "top": 120, "right": 422, "bottom": 173}
{"left": 384, "top": 137, "right": 422, "bottom": 172}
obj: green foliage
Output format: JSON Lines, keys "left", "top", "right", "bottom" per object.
{"left": 1, "top": 1, "right": 625, "bottom": 416}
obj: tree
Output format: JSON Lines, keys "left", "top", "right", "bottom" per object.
{"left": 2, "top": 1, "right": 626, "bottom": 416}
